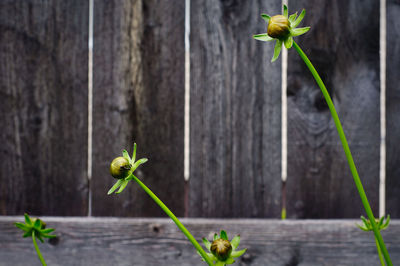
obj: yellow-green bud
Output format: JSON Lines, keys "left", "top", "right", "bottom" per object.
{"left": 267, "top": 15, "right": 290, "bottom": 39}
{"left": 110, "top": 157, "right": 131, "bottom": 179}
{"left": 210, "top": 239, "right": 232, "bottom": 261}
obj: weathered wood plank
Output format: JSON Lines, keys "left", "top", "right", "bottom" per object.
{"left": 92, "top": 0, "right": 185, "bottom": 216}
{"left": 1, "top": 217, "right": 400, "bottom": 265}
{"left": 0, "top": 1, "right": 89, "bottom": 215}
{"left": 386, "top": 0, "right": 400, "bottom": 218}
{"left": 286, "top": 1, "right": 380, "bottom": 218}
{"left": 189, "top": 0, "right": 282, "bottom": 218}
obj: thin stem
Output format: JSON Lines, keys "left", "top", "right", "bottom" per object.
{"left": 292, "top": 40, "right": 392, "bottom": 266}
{"left": 131, "top": 175, "right": 214, "bottom": 266}
{"left": 32, "top": 231, "right": 46, "bottom": 266}
{"left": 376, "top": 238, "right": 385, "bottom": 266}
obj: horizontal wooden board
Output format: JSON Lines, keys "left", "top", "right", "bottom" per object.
{"left": 1, "top": 217, "right": 399, "bottom": 265}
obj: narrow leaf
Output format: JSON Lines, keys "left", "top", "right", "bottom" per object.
{"left": 378, "top": 216, "right": 384, "bottom": 226}
{"left": 15, "top": 222, "right": 30, "bottom": 232}
{"left": 291, "top": 27, "right": 310, "bottom": 37}
{"left": 283, "top": 5, "right": 288, "bottom": 18}
{"left": 42, "top": 234, "right": 57, "bottom": 239}
{"left": 215, "top": 261, "right": 225, "bottom": 266}
{"left": 253, "top": 33, "right": 274, "bottom": 42}
{"left": 225, "top": 257, "right": 235, "bottom": 264}
{"left": 271, "top": 40, "right": 282, "bottom": 62}
{"left": 132, "top": 143, "right": 137, "bottom": 163}
{"left": 107, "top": 179, "right": 123, "bottom": 195}
{"left": 261, "top": 13, "right": 270, "bottom": 23}
{"left": 292, "top": 9, "right": 306, "bottom": 28}
{"left": 284, "top": 36, "right": 293, "bottom": 49}
{"left": 213, "top": 233, "right": 219, "bottom": 241}
{"left": 125, "top": 173, "right": 134, "bottom": 181}
{"left": 33, "top": 219, "right": 41, "bottom": 229}
{"left": 23, "top": 231, "right": 32, "bottom": 238}
{"left": 230, "top": 235, "right": 240, "bottom": 250}
{"left": 231, "top": 248, "right": 247, "bottom": 258}
{"left": 202, "top": 238, "right": 211, "bottom": 250}
{"left": 41, "top": 228, "right": 55, "bottom": 234}
{"left": 36, "top": 233, "right": 44, "bottom": 243}
{"left": 116, "top": 180, "right": 129, "bottom": 194}
{"left": 24, "top": 213, "right": 32, "bottom": 225}
{"left": 122, "top": 149, "right": 131, "bottom": 164}
{"left": 131, "top": 158, "right": 148, "bottom": 172}
{"left": 382, "top": 215, "right": 390, "bottom": 230}
{"left": 356, "top": 223, "right": 369, "bottom": 232}
{"left": 220, "top": 230, "right": 228, "bottom": 240}
{"left": 289, "top": 12, "right": 298, "bottom": 23}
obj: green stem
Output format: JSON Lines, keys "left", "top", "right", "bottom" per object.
{"left": 376, "top": 238, "right": 385, "bottom": 266}
{"left": 292, "top": 40, "right": 392, "bottom": 266}
{"left": 131, "top": 175, "right": 214, "bottom": 266}
{"left": 32, "top": 231, "right": 46, "bottom": 266}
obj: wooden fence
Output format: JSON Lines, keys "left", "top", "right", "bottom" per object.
{"left": 0, "top": 0, "right": 400, "bottom": 264}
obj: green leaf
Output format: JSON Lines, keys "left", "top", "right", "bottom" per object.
{"left": 42, "top": 234, "right": 57, "bottom": 239}
{"left": 292, "top": 8, "right": 305, "bottom": 28}
{"left": 23, "top": 231, "right": 32, "bottom": 238}
{"left": 220, "top": 230, "right": 228, "bottom": 240}
{"left": 284, "top": 36, "right": 293, "bottom": 49}
{"left": 15, "top": 222, "right": 30, "bottom": 232}
{"left": 202, "top": 238, "right": 211, "bottom": 250}
{"left": 289, "top": 12, "right": 298, "bottom": 23}
{"left": 213, "top": 233, "right": 219, "bottom": 241}
{"left": 33, "top": 219, "right": 41, "bottom": 229}
{"left": 271, "top": 40, "right": 282, "bottom": 62}
{"left": 131, "top": 158, "right": 148, "bottom": 172}
{"left": 215, "top": 261, "right": 225, "bottom": 266}
{"left": 261, "top": 14, "right": 270, "bottom": 23}
{"left": 356, "top": 223, "right": 369, "bottom": 232}
{"left": 24, "top": 213, "right": 32, "bottom": 225}
{"left": 41, "top": 228, "right": 55, "bottom": 234}
{"left": 122, "top": 149, "right": 131, "bottom": 164}
{"left": 253, "top": 33, "right": 274, "bottom": 42}
{"left": 225, "top": 257, "right": 235, "bottom": 264}
{"left": 382, "top": 215, "right": 390, "bottom": 230}
{"left": 378, "top": 216, "right": 384, "bottom": 226}
{"left": 132, "top": 143, "right": 137, "bottom": 163}
{"left": 231, "top": 248, "right": 247, "bottom": 258}
{"left": 107, "top": 179, "right": 124, "bottom": 195}
{"left": 230, "top": 235, "right": 240, "bottom": 250}
{"left": 36, "top": 233, "right": 44, "bottom": 243}
{"left": 125, "top": 173, "right": 134, "bottom": 181}
{"left": 361, "top": 216, "right": 370, "bottom": 229}
{"left": 290, "top": 27, "right": 310, "bottom": 37}
{"left": 116, "top": 180, "right": 129, "bottom": 194}
{"left": 283, "top": 4, "right": 288, "bottom": 18}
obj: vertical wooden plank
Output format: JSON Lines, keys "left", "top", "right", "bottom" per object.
{"left": 286, "top": 0, "right": 380, "bottom": 218}
{"left": 189, "top": 0, "right": 282, "bottom": 217}
{"left": 0, "top": 0, "right": 89, "bottom": 215}
{"left": 386, "top": 0, "right": 400, "bottom": 217}
{"left": 92, "top": 0, "right": 185, "bottom": 216}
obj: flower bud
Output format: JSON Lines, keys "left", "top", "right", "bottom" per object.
{"left": 267, "top": 15, "right": 290, "bottom": 39}
{"left": 110, "top": 157, "right": 131, "bottom": 179}
{"left": 210, "top": 239, "right": 232, "bottom": 261}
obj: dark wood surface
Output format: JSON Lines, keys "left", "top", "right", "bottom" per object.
{"left": 0, "top": 0, "right": 89, "bottom": 215}
{"left": 189, "top": 0, "right": 282, "bottom": 218}
{"left": 286, "top": 0, "right": 380, "bottom": 218}
{"left": 386, "top": 0, "right": 400, "bottom": 218}
{"left": 92, "top": 0, "right": 185, "bottom": 216}
{"left": 1, "top": 217, "right": 400, "bottom": 265}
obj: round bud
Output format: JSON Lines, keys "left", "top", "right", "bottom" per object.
{"left": 210, "top": 239, "right": 232, "bottom": 261}
{"left": 110, "top": 157, "right": 131, "bottom": 179}
{"left": 267, "top": 15, "right": 290, "bottom": 39}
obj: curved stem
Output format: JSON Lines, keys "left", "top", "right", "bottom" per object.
{"left": 292, "top": 40, "right": 392, "bottom": 266}
{"left": 32, "top": 231, "right": 47, "bottom": 266}
{"left": 131, "top": 175, "right": 214, "bottom": 266}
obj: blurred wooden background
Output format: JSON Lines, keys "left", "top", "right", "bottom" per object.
{"left": 1, "top": 0, "right": 399, "bottom": 219}
{"left": 1, "top": 0, "right": 400, "bottom": 265}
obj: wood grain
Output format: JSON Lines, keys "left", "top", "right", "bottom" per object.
{"left": 286, "top": 0, "right": 380, "bottom": 218}
{"left": 92, "top": 0, "right": 185, "bottom": 216}
{"left": 1, "top": 217, "right": 400, "bottom": 265}
{"left": 189, "top": 0, "right": 282, "bottom": 218}
{"left": 0, "top": 0, "right": 89, "bottom": 215}
{"left": 386, "top": 0, "right": 400, "bottom": 218}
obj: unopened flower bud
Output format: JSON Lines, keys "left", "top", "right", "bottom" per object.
{"left": 110, "top": 157, "right": 131, "bottom": 179}
{"left": 267, "top": 15, "right": 290, "bottom": 39}
{"left": 210, "top": 239, "right": 232, "bottom": 261}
